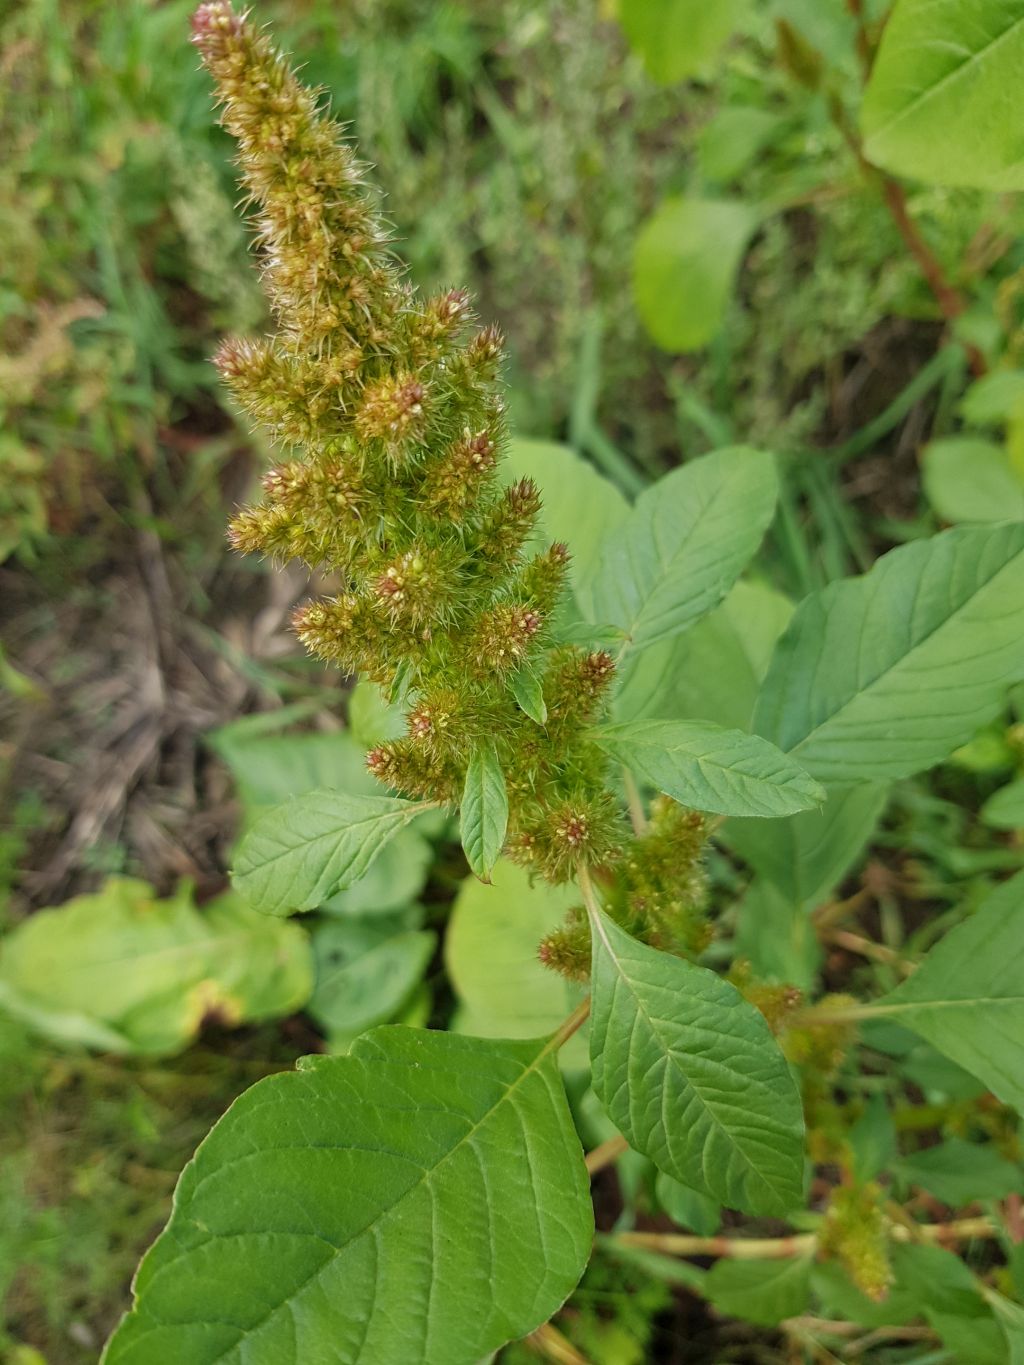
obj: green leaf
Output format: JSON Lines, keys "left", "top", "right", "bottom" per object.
{"left": 504, "top": 438, "right": 629, "bottom": 613}
{"left": 347, "top": 678, "right": 406, "bottom": 747}
{"left": 103, "top": 1027, "right": 592, "bottom": 1365}
{"left": 961, "top": 370, "right": 1024, "bottom": 426}
{"left": 634, "top": 198, "right": 758, "bottom": 352}
{"left": 614, "top": 581, "right": 794, "bottom": 730}
{"left": 894, "top": 1136, "right": 1021, "bottom": 1206}
{"left": 704, "top": 1255, "right": 812, "bottom": 1327}
{"left": 592, "top": 719, "right": 825, "bottom": 818}
{"left": 924, "top": 437, "right": 1024, "bottom": 524}
{"left": 733, "top": 879, "right": 822, "bottom": 991}
{"left": 810, "top": 1260, "right": 918, "bottom": 1330}
{"left": 698, "top": 107, "right": 787, "bottom": 185}
{"left": 461, "top": 741, "right": 508, "bottom": 879}
{"left": 0, "top": 878, "right": 312, "bottom": 1056}
{"left": 889, "top": 1243, "right": 1006, "bottom": 1360}
{"left": 754, "top": 524, "right": 1024, "bottom": 783}
{"left": 588, "top": 908, "right": 805, "bottom": 1214}
{"left": 510, "top": 664, "right": 547, "bottom": 725}
{"left": 772, "top": 0, "right": 856, "bottom": 62}
{"left": 209, "top": 717, "right": 378, "bottom": 826}
{"left": 982, "top": 778, "right": 1024, "bottom": 829}
{"left": 989, "top": 1289, "right": 1024, "bottom": 1364}
{"left": 309, "top": 919, "right": 435, "bottom": 1040}
{"left": 619, "top": 0, "right": 748, "bottom": 84}
{"left": 234, "top": 790, "right": 424, "bottom": 916}
{"left": 446, "top": 861, "right": 580, "bottom": 1041}
{"left": 861, "top": 0, "right": 1024, "bottom": 190}
{"left": 655, "top": 1173, "right": 720, "bottom": 1235}
{"left": 928, "top": 1310, "right": 1008, "bottom": 1365}
{"left": 874, "top": 869, "right": 1024, "bottom": 1108}
{"left": 591, "top": 448, "right": 778, "bottom": 653}
{"left": 890, "top": 1242, "right": 984, "bottom": 1318}
{"left": 726, "top": 783, "right": 889, "bottom": 908}
{"left": 848, "top": 1096, "right": 897, "bottom": 1184}
{"left": 210, "top": 713, "right": 439, "bottom": 913}
{"left": 319, "top": 826, "right": 434, "bottom": 917}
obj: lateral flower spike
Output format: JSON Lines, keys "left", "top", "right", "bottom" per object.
{"left": 193, "top": 1, "right": 625, "bottom": 884}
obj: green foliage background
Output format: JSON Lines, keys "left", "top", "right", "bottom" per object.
{"left": 3, "top": 0, "right": 1024, "bottom": 1361}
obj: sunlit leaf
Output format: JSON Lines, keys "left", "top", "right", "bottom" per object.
{"left": 104, "top": 1028, "right": 592, "bottom": 1364}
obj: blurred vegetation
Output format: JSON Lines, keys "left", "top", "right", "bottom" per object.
{"left": 2, "top": 0, "right": 1024, "bottom": 1361}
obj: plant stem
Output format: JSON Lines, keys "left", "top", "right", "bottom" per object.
{"left": 811, "top": 885, "right": 873, "bottom": 933}
{"left": 878, "top": 178, "right": 971, "bottom": 326}
{"left": 622, "top": 768, "right": 647, "bottom": 836}
{"left": 843, "top": 0, "right": 873, "bottom": 80}
{"left": 549, "top": 997, "right": 591, "bottom": 1052}
{"left": 789, "top": 1319, "right": 937, "bottom": 1357}
{"left": 826, "top": 25, "right": 987, "bottom": 374}
{"left": 578, "top": 862, "right": 602, "bottom": 920}
{"left": 526, "top": 1322, "right": 593, "bottom": 1365}
{"left": 823, "top": 928, "right": 914, "bottom": 974}
{"left": 615, "top": 1231, "right": 817, "bottom": 1259}
{"left": 792, "top": 998, "right": 892, "bottom": 1026}
{"left": 614, "top": 1215, "right": 999, "bottom": 1261}
{"left": 584, "top": 1133, "right": 630, "bottom": 1176}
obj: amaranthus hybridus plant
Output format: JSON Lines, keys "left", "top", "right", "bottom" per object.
{"left": 192, "top": 1, "right": 709, "bottom": 962}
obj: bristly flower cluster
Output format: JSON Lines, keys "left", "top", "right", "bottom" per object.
{"left": 192, "top": 1, "right": 628, "bottom": 884}
{"left": 540, "top": 798, "right": 710, "bottom": 978}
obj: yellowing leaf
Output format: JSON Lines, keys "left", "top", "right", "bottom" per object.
{"left": 0, "top": 878, "right": 312, "bottom": 1056}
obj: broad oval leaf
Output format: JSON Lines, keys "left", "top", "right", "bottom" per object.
{"left": 754, "top": 524, "right": 1024, "bottom": 783}
{"left": 989, "top": 1289, "right": 1024, "bottom": 1363}
{"left": 924, "top": 437, "right": 1024, "bottom": 525}
{"left": 619, "top": 0, "right": 748, "bottom": 84}
{"left": 726, "top": 782, "right": 889, "bottom": 908}
{"left": 698, "top": 106, "right": 788, "bottom": 185}
{"left": 655, "top": 1173, "right": 720, "bottom": 1235}
{"left": 893, "top": 1136, "right": 1022, "bottom": 1207}
{"left": 461, "top": 741, "right": 508, "bottom": 879}
{"left": 320, "top": 825, "right": 434, "bottom": 917}
{"left": 634, "top": 198, "right": 758, "bottom": 352}
{"left": 0, "top": 878, "right": 312, "bottom": 1056}
{"left": 593, "top": 719, "right": 824, "bottom": 818}
{"left": 504, "top": 438, "right": 629, "bottom": 610}
{"left": 961, "top": 369, "right": 1024, "bottom": 427}
{"left": 234, "top": 790, "right": 424, "bottom": 916}
{"left": 861, "top": 0, "right": 1024, "bottom": 190}
{"left": 733, "top": 879, "right": 823, "bottom": 992}
{"left": 613, "top": 580, "right": 794, "bottom": 730}
{"left": 446, "top": 860, "right": 580, "bottom": 1042}
{"left": 704, "top": 1255, "right": 813, "bottom": 1328}
{"left": 210, "top": 720, "right": 381, "bottom": 826}
{"left": 308, "top": 920, "right": 435, "bottom": 1040}
{"left": 591, "top": 447, "right": 778, "bottom": 653}
{"left": 104, "top": 1027, "right": 592, "bottom": 1365}
{"left": 874, "top": 869, "right": 1024, "bottom": 1108}
{"left": 981, "top": 778, "right": 1024, "bottom": 829}
{"left": 588, "top": 909, "right": 805, "bottom": 1215}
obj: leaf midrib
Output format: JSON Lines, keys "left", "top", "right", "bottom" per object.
{"left": 868, "top": 11, "right": 1024, "bottom": 145}
{"left": 876, "top": 995, "right": 1024, "bottom": 1015}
